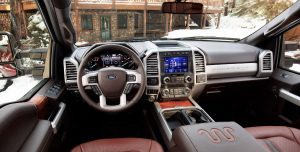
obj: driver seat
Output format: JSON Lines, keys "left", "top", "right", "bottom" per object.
{"left": 71, "top": 138, "right": 164, "bottom": 152}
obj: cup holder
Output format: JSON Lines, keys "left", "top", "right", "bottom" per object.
{"left": 162, "top": 108, "right": 212, "bottom": 131}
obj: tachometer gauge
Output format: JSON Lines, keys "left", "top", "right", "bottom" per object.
{"left": 86, "top": 57, "right": 101, "bottom": 71}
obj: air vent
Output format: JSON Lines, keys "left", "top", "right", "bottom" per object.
{"left": 146, "top": 53, "right": 159, "bottom": 75}
{"left": 262, "top": 53, "right": 272, "bottom": 71}
{"left": 257, "top": 50, "right": 273, "bottom": 77}
{"left": 65, "top": 60, "right": 77, "bottom": 81}
{"left": 194, "top": 51, "right": 205, "bottom": 73}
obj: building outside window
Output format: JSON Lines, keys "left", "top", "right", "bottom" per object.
{"left": 118, "top": 14, "right": 127, "bottom": 29}
{"left": 81, "top": 14, "right": 93, "bottom": 30}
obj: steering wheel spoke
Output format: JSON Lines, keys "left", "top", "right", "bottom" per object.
{"left": 82, "top": 71, "right": 99, "bottom": 87}
{"left": 99, "top": 94, "right": 127, "bottom": 110}
{"left": 126, "top": 70, "right": 142, "bottom": 84}
{"left": 123, "top": 70, "right": 142, "bottom": 94}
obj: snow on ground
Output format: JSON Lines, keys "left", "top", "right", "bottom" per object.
{"left": 165, "top": 16, "right": 267, "bottom": 39}
{"left": 0, "top": 75, "right": 42, "bottom": 105}
{"left": 289, "top": 63, "right": 300, "bottom": 73}
{"left": 0, "top": 35, "right": 8, "bottom": 45}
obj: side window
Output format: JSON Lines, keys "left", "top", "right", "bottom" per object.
{"left": 81, "top": 14, "right": 93, "bottom": 30}
{"left": 117, "top": 14, "right": 128, "bottom": 29}
{"left": 281, "top": 24, "right": 300, "bottom": 73}
{"left": 0, "top": 1, "right": 50, "bottom": 104}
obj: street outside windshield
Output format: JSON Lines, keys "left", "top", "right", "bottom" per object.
{"left": 73, "top": 0, "right": 297, "bottom": 44}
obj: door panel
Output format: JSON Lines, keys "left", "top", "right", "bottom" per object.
{"left": 0, "top": 102, "right": 53, "bottom": 152}
{"left": 0, "top": 79, "right": 66, "bottom": 152}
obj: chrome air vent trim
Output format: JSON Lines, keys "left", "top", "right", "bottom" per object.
{"left": 64, "top": 58, "right": 78, "bottom": 84}
{"left": 193, "top": 50, "right": 207, "bottom": 84}
{"left": 194, "top": 51, "right": 205, "bottom": 73}
{"left": 262, "top": 53, "right": 272, "bottom": 71}
{"left": 146, "top": 53, "right": 159, "bottom": 75}
{"left": 257, "top": 50, "right": 273, "bottom": 77}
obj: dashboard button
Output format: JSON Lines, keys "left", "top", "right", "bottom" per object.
{"left": 127, "top": 75, "right": 136, "bottom": 82}
{"left": 163, "top": 77, "right": 170, "bottom": 84}
{"left": 88, "top": 76, "right": 98, "bottom": 83}
{"left": 185, "top": 76, "right": 192, "bottom": 83}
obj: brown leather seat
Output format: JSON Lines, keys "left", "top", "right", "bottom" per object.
{"left": 246, "top": 126, "right": 300, "bottom": 152}
{"left": 71, "top": 138, "right": 164, "bottom": 152}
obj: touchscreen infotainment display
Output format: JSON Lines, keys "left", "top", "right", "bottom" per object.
{"left": 164, "top": 56, "right": 188, "bottom": 73}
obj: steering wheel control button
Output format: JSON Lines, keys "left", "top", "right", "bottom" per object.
{"left": 88, "top": 76, "right": 98, "bottom": 83}
{"left": 127, "top": 74, "right": 136, "bottom": 82}
{"left": 124, "top": 84, "right": 133, "bottom": 94}
{"left": 91, "top": 86, "right": 101, "bottom": 96}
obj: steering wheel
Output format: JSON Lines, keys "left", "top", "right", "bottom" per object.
{"left": 77, "top": 44, "right": 146, "bottom": 112}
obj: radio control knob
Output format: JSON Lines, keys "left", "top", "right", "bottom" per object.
{"left": 163, "top": 77, "right": 171, "bottom": 84}
{"left": 185, "top": 76, "right": 192, "bottom": 83}
{"left": 184, "top": 87, "right": 191, "bottom": 94}
{"left": 162, "top": 89, "right": 170, "bottom": 96}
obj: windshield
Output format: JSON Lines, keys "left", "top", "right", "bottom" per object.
{"left": 73, "top": 0, "right": 298, "bottom": 44}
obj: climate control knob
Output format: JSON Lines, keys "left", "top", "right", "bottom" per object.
{"left": 184, "top": 87, "right": 191, "bottom": 94}
{"left": 162, "top": 89, "right": 170, "bottom": 96}
{"left": 163, "top": 77, "right": 171, "bottom": 84}
{"left": 185, "top": 76, "right": 192, "bottom": 83}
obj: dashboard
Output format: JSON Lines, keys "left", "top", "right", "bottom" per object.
{"left": 63, "top": 41, "right": 273, "bottom": 100}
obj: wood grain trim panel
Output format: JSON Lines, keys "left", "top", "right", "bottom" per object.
{"left": 29, "top": 95, "right": 48, "bottom": 111}
{"left": 159, "top": 100, "right": 193, "bottom": 109}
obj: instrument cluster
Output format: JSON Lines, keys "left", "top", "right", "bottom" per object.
{"left": 85, "top": 53, "right": 137, "bottom": 71}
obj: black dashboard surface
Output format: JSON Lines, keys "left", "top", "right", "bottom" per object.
{"left": 73, "top": 41, "right": 262, "bottom": 65}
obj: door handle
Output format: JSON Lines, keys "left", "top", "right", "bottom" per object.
{"left": 279, "top": 89, "right": 300, "bottom": 106}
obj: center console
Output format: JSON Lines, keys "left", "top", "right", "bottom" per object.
{"left": 153, "top": 97, "right": 214, "bottom": 145}
{"left": 144, "top": 41, "right": 212, "bottom": 145}
{"left": 159, "top": 51, "right": 194, "bottom": 98}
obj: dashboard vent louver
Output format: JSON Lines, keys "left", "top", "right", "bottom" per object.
{"left": 194, "top": 51, "right": 205, "bottom": 73}
{"left": 65, "top": 60, "right": 77, "bottom": 81}
{"left": 262, "top": 53, "right": 272, "bottom": 71}
{"left": 146, "top": 53, "right": 159, "bottom": 75}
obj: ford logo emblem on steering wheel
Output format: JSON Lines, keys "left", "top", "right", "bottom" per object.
{"left": 107, "top": 74, "right": 117, "bottom": 80}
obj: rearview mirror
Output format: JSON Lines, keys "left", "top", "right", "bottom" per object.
{"left": 162, "top": 2, "right": 203, "bottom": 14}
{"left": 0, "top": 32, "right": 17, "bottom": 79}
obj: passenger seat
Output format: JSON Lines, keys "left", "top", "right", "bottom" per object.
{"left": 246, "top": 126, "right": 300, "bottom": 152}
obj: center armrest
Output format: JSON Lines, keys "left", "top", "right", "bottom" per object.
{"left": 169, "top": 122, "right": 267, "bottom": 152}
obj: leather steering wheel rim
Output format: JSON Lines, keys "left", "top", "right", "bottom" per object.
{"left": 77, "top": 44, "right": 146, "bottom": 112}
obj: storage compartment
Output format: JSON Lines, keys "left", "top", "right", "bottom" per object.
{"left": 162, "top": 108, "right": 213, "bottom": 131}
{"left": 153, "top": 98, "right": 215, "bottom": 146}
{"left": 170, "top": 122, "right": 267, "bottom": 152}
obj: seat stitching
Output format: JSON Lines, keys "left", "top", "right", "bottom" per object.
{"left": 287, "top": 127, "right": 300, "bottom": 145}
{"left": 79, "top": 144, "right": 84, "bottom": 152}
{"left": 263, "top": 139, "right": 280, "bottom": 152}
{"left": 148, "top": 140, "right": 152, "bottom": 152}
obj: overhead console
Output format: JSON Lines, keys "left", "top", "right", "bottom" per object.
{"left": 144, "top": 41, "right": 207, "bottom": 101}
